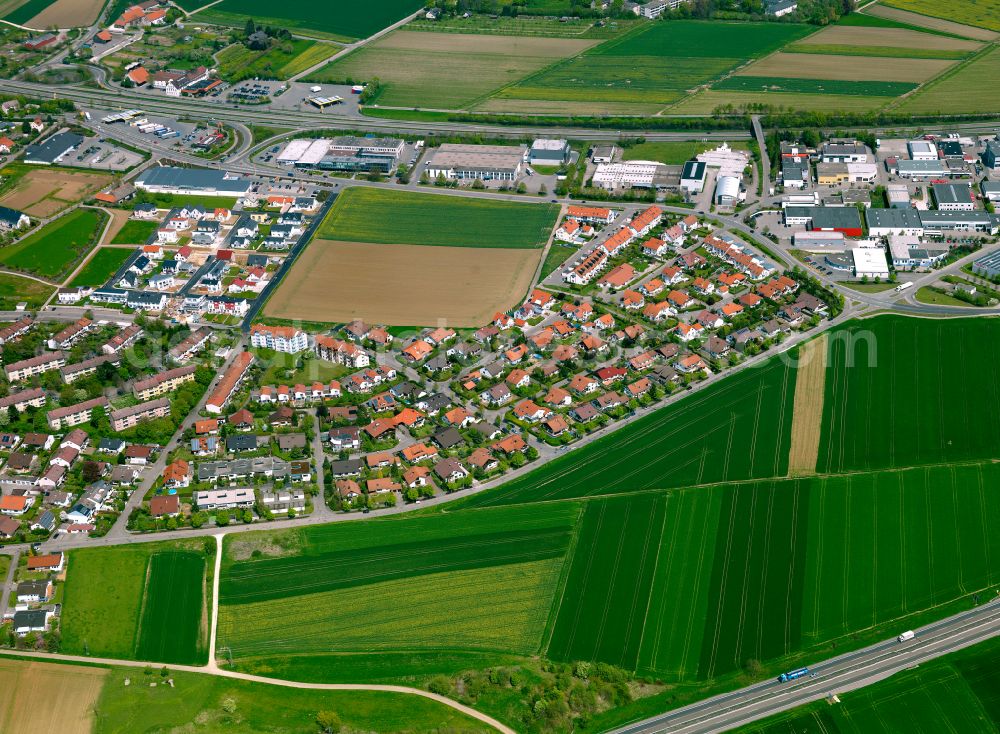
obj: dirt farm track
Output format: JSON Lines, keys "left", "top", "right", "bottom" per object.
{"left": 265, "top": 239, "right": 543, "bottom": 327}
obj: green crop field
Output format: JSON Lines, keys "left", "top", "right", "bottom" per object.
{"left": 838, "top": 10, "right": 972, "bottom": 37}
{"left": 2, "top": 0, "right": 50, "bottom": 24}
{"left": 216, "top": 40, "right": 336, "bottom": 81}
{"left": 546, "top": 494, "right": 667, "bottom": 669}
{"left": 784, "top": 43, "right": 970, "bottom": 60}
{"left": 495, "top": 20, "right": 810, "bottom": 112}
{"left": 193, "top": 0, "right": 424, "bottom": 41}
{"left": 736, "top": 635, "right": 1000, "bottom": 733}
{"left": 109, "top": 219, "right": 157, "bottom": 245}
{"left": 317, "top": 187, "right": 558, "bottom": 248}
{"left": 0, "top": 208, "right": 106, "bottom": 280}
{"left": 0, "top": 272, "right": 53, "bottom": 309}
{"left": 900, "top": 47, "right": 1000, "bottom": 114}
{"left": 218, "top": 503, "right": 579, "bottom": 663}
{"left": 70, "top": 248, "right": 132, "bottom": 287}
{"left": 622, "top": 141, "right": 749, "bottom": 165}
{"left": 92, "top": 664, "right": 492, "bottom": 734}
{"left": 61, "top": 541, "right": 207, "bottom": 660}
{"left": 817, "top": 316, "right": 1000, "bottom": 474}
{"left": 308, "top": 30, "right": 596, "bottom": 109}
{"left": 714, "top": 76, "right": 918, "bottom": 97}
{"left": 134, "top": 551, "right": 206, "bottom": 665}
{"left": 883, "top": 0, "right": 1000, "bottom": 33}
{"left": 671, "top": 89, "right": 893, "bottom": 114}
{"left": 455, "top": 356, "right": 796, "bottom": 508}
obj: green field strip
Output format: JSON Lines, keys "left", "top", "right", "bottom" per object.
{"left": 134, "top": 552, "right": 206, "bottom": 664}
{"left": 317, "top": 187, "right": 558, "bottom": 249}
{"left": 218, "top": 558, "right": 564, "bottom": 660}
{"left": 714, "top": 76, "right": 918, "bottom": 97}
{"left": 783, "top": 43, "right": 970, "bottom": 60}
{"left": 538, "top": 501, "right": 587, "bottom": 657}
{"left": 546, "top": 495, "right": 667, "bottom": 669}
{"left": 637, "top": 490, "right": 722, "bottom": 679}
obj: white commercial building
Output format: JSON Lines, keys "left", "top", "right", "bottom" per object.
{"left": 680, "top": 161, "right": 707, "bottom": 194}
{"left": 714, "top": 175, "right": 742, "bottom": 206}
{"left": 907, "top": 140, "right": 938, "bottom": 161}
{"left": 425, "top": 144, "right": 525, "bottom": 181}
{"left": 851, "top": 247, "right": 890, "bottom": 279}
{"left": 697, "top": 143, "right": 751, "bottom": 177}
{"left": 792, "top": 230, "right": 846, "bottom": 253}
{"left": 592, "top": 161, "right": 663, "bottom": 190}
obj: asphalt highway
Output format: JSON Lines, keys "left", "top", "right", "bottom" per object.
{"left": 611, "top": 598, "right": 1000, "bottom": 734}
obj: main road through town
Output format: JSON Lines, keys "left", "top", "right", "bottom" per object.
{"left": 610, "top": 598, "right": 1000, "bottom": 734}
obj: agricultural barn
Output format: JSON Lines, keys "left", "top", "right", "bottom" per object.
{"left": 424, "top": 144, "right": 526, "bottom": 181}
{"left": 680, "top": 161, "right": 707, "bottom": 194}
{"left": 24, "top": 132, "right": 83, "bottom": 166}
{"left": 135, "top": 166, "right": 252, "bottom": 197}
{"left": 529, "top": 139, "right": 570, "bottom": 165}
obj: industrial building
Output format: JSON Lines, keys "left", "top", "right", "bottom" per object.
{"left": 886, "top": 184, "right": 911, "bottom": 208}
{"left": 981, "top": 181, "right": 1000, "bottom": 202}
{"left": 931, "top": 183, "right": 975, "bottom": 211}
{"left": 919, "top": 210, "right": 999, "bottom": 234}
{"left": 714, "top": 175, "right": 742, "bottom": 206}
{"left": 815, "top": 161, "right": 877, "bottom": 185}
{"left": 784, "top": 206, "right": 862, "bottom": 236}
{"left": 24, "top": 131, "right": 83, "bottom": 165}
{"left": 135, "top": 166, "right": 252, "bottom": 197}
{"left": 529, "top": 139, "right": 570, "bottom": 165}
{"left": 592, "top": 160, "right": 668, "bottom": 191}
{"left": 821, "top": 141, "right": 868, "bottom": 163}
{"left": 866, "top": 208, "right": 924, "bottom": 237}
{"left": 792, "top": 231, "right": 846, "bottom": 253}
{"left": 972, "top": 250, "right": 1000, "bottom": 278}
{"left": 276, "top": 136, "right": 404, "bottom": 173}
{"left": 895, "top": 159, "right": 952, "bottom": 179}
{"left": 424, "top": 144, "right": 526, "bottom": 181}
{"left": 888, "top": 236, "right": 947, "bottom": 270}
{"left": 907, "top": 140, "right": 938, "bottom": 161}
{"left": 851, "top": 247, "right": 890, "bottom": 279}
{"left": 680, "top": 161, "right": 707, "bottom": 194}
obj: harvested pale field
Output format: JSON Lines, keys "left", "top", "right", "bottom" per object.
{"left": 733, "top": 52, "right": 954, "bottom": 82}
{"left": 266, "top": 239, "right": 541, "bottom": 327}
{"left": 0, "top": 658, "right": 106, "bottom": 734}
{"left": 1, "top": 169, "right": 111, "bottom": 218}
{"left": 377, "top": 30, "right": 594, "bottom": 56}
{"left": 27, "top": 0, "right": 103, "bottom": 27}
{"left": 865, "top": 5, "right": 998, "bottom": 40}
{"left": 669, "top": 89, "right": 892, "bottom": 115}
{"left": 798, "top": 25, "right": 981, "bottom": 51}
{"left": 99, "top": 207, "right": 131, "bottom": 245}
{"left": 787, "top": 333, "right": 827, "bottom": 476}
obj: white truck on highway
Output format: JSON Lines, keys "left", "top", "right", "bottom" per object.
{"left": 897, "top": 630, "right": 915, "bottom": 642}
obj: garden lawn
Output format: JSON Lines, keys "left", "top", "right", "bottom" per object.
{"left": 454, "top": 355, "right": 796, "bottom": 507}
{"left": 317, "top": 187, "right": 558, "bottom": 248}
{"left": 134, "top": 551, "right": 206, "bottom": 664}
{"left": 70, "top": 248, "right": 132, "bottom": 287}
{"left": 734, "top": 634, "right": 1000, "bottom": 733}
{"left": 0, "top": 272, "right": 53, "bottom": 309}
{"left": 0, "top": 208, "right": 106, "bottom": 280}
{"left": 61, "top": 541, "right": 208, "bottom": 660}
{"left": 93, "top": 665, "right": 492, "bottom": 733}
{"left": 109, "top": 219, "right": 157, "bottom": 245}
{"left": 817, "top": 315, "right": 1000, "bottom": 473}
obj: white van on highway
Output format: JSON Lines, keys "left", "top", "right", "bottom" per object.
{"left": 897, "top": 630, "right": 915, "bottom": 642}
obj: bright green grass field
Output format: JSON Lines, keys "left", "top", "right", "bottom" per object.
{"left": 92, "top": 664, "right": 492, "bottom": 733}
{"left": 70, "top": 248, "right": 132, "bottom": 287}
{"left": 218, "top": 503, "right": 579, "bottom": 663}
{"left": 61, "top": 541, "right": 207, "bottom": 660}
{"left": 622, "top": 141, "right": 749, "bottom": 164}
{"left": 734, "top": 635, "right": 1000, "bottom": 733}
{"left": 0, "top": 272, "right": 53, "bottom": 309}
{"left": 110, "top": 219, "right": 157, "bottom": 245}
{"left": 3, "top": 0, "right": 51, "bottom": 24}
{"left": 714, "top": 76, "right": 918, "bottom": 97}
{"left": 134, "top": 551, "right": 206, "bottom": 665}
{"left": 317, "top": 187, "right": 559, "bottom": 248}
{"left": 193, "top": 0, "right": 423, "bottom": 40}
{"left": 496, "top": 20, "right": 810, "bottom": 110}
{"left": 899, "top": 46, "right": 1000, "bottom": 114}
{"left": 0, "top": 208, "right": 106, "bottom": 280}
{"left": 454, "top": 356, "right": 796, "bottom": 508}
{"left": 817, "top": 316, "right": 1000, "bottom": 474}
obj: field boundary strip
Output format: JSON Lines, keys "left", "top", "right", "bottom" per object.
{"left": 787, "top": 334, "right": 828, "bottom": 476}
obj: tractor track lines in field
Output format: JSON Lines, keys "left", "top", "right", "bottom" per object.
{"left": 559, "top": 503, "right": 607, "bottom": 659}
{"left": 620, "top": 500, "right": 661, "bottom": 670}
{"left": 590, "top": 503, "right": 631, "bottom": 664}
{"left": 704, "top": 491, "right": 739, "bottom": 680}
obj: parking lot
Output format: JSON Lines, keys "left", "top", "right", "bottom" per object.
{"left": 65, "top": 135, "right": 145, "bottom": 171}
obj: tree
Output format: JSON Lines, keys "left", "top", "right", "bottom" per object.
{"left": 316, "top": 711, "right": 342, "bottom": 733}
